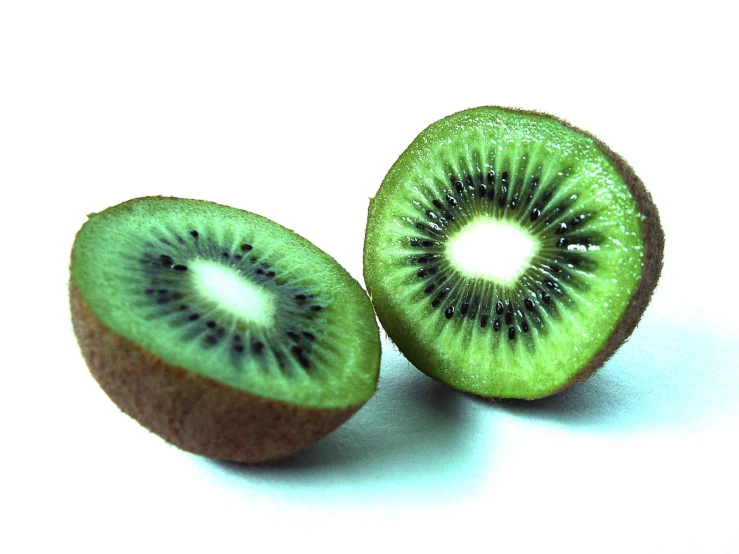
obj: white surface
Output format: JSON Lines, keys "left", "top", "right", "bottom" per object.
{"left": 2, "top": 2, "right": 737, "bottom": 553}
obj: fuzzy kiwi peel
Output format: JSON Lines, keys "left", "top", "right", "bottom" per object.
{"left": 70, "top": 196, "right": 381, "bottom": 463}
{"left": 363, "top": 106, "right": 664, "bottom": 400}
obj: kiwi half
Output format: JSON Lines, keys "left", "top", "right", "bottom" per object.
{"left": 70, "top": 197, "right": 380, "bottom": 463}
{"left": 364, "top": 107, "right": 663, "bottom": 400}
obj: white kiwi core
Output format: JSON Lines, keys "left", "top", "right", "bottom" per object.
{"left": 189, "top": 259, "right": 276, "bottom": 327}
{"left": 446, "top": 218, "right": 538, "bottom": 285}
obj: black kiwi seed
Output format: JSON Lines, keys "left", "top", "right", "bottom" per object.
{"left": 290, "top": 345, "right": 310, "bottom": 369}
{"left": 251, "top": 340, "right": 264, "bottom": 354}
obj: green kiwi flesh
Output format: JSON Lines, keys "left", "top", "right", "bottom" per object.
{"left": 363, "top": 107, "right": 663, "bottom": 400}
{"left": 70, "top": 196, "right": 381, "bottom": 462}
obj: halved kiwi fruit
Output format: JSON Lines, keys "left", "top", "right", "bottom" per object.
{"left": 70, "top": 196, "right": 380, "bottom": 463}
{"left": 364, "top": 107, "right": 663, "bottom": 400}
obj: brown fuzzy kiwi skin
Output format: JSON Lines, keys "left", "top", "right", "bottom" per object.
{"left": 546, "top": 110, "right": 665, "bottom": 395}
{"left": 70, "top": 283, "right": 362, "bottom": 464}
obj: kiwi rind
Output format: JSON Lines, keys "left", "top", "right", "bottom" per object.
{"left": 363, "top": 106, "right": 664, "bottom": 400}
{"left": 70, "top": 196, "right": 380, "bottom": 463}
{"left": 546, "top": 111, "right": 664, "bottom": 394}
{"left": 71, "top": 285, "right": 360, "bottom": 463}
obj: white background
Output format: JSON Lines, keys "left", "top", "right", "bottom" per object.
{"left": 2, "top": 2, "right": 737, "bottom": 553}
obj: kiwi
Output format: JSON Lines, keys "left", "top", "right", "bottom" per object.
{"left": 70, "top": 196, "right": 381, "bottom": 463}
{"left": 363, "top": 107, "right": 663, "bottom": 400}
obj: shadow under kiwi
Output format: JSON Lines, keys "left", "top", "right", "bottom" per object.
{"left": 203, "top": 342, "right": 487, "bottom": 495}
{"left": 480, "top": 317, "right": 738, "bottom": 432}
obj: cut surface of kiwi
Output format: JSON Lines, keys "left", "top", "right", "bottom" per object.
{"left": 70, "top": 196, "right": 381, "bottom": 462}
{"left": 364, "top": 107, "right": 663, "bottom": 400}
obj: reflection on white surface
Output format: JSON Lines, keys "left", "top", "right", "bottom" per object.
{"left": 204, "top": 343, "right": 488, "bottom": 498}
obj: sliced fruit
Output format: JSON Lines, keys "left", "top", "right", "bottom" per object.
{"left": 364, "top": 107, "right": 663, "bottom": 400}
{"left": 71, "top": 196, "right": 381, "bottom": 462}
